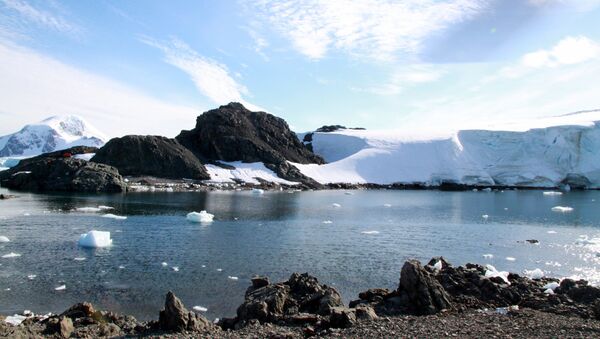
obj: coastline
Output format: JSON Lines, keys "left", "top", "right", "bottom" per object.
{"left": 2, "top": 257, "right": 600, "bottom": 338}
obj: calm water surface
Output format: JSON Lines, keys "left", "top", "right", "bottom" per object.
{"left": 1, "top": 188, "right": 599, "bottom": 320}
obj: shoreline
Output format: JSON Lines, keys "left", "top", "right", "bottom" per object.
{"left": 2, "top": 257, "right": 600, "bottom": 338}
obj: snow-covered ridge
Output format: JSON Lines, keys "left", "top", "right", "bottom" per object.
{"left": 295, "top": 111, "right": 600, "bottom": 188}
{"left": 0, "top": 115, "right": 106, "bottom": 157}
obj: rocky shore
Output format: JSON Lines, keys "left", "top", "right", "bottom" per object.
{"left": 2, "top": 257, "right": 600, "bottom": 338}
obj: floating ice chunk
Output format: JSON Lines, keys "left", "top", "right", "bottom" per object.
{"left": 2, "top": 252, "right": 21, "bottom": 258}
{"left": 161, "top": 262, "right": 168, "bottom": 267}
{"left": 544, "top": 288, "right": 554, "bottom": 294}
{"left": 186, "top": 211, "right": 214, "bottom": 223}
{"left": 228, "top": 276, "right": 239, "bottom": 280}
{"left": 27, "top": 274, "right": 36, "bottom": 280}
{"left": 193, "top": 306, "right": 208, "bottom": 312}
{"left": 118, "top": 265, "right": 125, "bottom": 269}
{"left": 485, "top": 264, "right": 510, "bottom": 284}
{"left": 98, "top": 205, "right": 114, "bottom": 210}
{"left": 322, "top": 220, "right": 333, "bottom": 224}
{"left": 482, "top": 188, "right": 492, "bottom": 192}
{"left": 361, "top": 231, "right": 379, "bottom": 235}
{"left": 472, "top": 189, "right": 478, "bottom": 192}
{"left": 23, "top": 213, "right": 30, "bottom": 216}
{"left": 217, "top": 268, "right": 223, "bottom": 272}
{"left": 74, "top": 257, "right": 86, "bottom": 261}
{"left": 551, "top": 206, "right": 573, "bottom": 213}
{"left": 76, "top": 207, "right": 102, "bottom": 213}
{"left": 201, "top": 265, "right": 206, "bottom": 268}
{"left": 483, "top": 254, "right": 494, "bottom": 259}
{"left": 78, "top": 230, "right": 112, "bottom": 248}
{"left": 172, "top": 266, "right": 179, "bottom": 272}
{"left": 543, "top": 282, "right": 560, "bottom": 291}
{"left": 482, "top": 214, "right": 489, "bottom": 219}
{"left": 102, "top": 214, "right": 127, "bottom": 220}
{"left": 55, "top": 285, "right": 66, "bottom": 291}
{"left": 252, "top": 188, "right": 264, "bottom": 194}
{"left": 505, "top": 257, "right": 516, "bottom": 261}
{"left": 383, "top": 203, "right": 392, "bottom": 207}
{"left": 0, "top": 236, "right": 9, "bottom": 242}
{"left": 547, "top": 230, "right": 557, "bottom": 234}
{"left": 332, "top": 203, "right": 341, "bottom": 208}
{"left": 4, "top": 314, "right": 27, "bottom": 326}
{"left": 524, "top": 268, "right": 544, "bottom": 279}
{"left": 543, "top": 191, "right": 563, "bottom": 196}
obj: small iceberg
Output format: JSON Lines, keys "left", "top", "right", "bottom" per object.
{"left": 161, "top": 262, "right": 168, "bottom": 267}
{"left": 252, "top": 188, "right": 264, "bottom": 194}
{"left": 186, "top": 211, "right": 214, "bottom": 223}
{"left": 216, "top": 268, "right": 223, "bottom": 272}
{"left": 524, "top": 268, "right": 544, "bottom": 279}
{"left": 383, "top": 203, "right": 392, "bottom": 207}
{"left": 0, "top": 236, "right": 9, "bottom": 242}
{"left": 482, "top": 214, "right": 489, "bottom": 219}
{"left": 228, "top": 276, "right": 239, "bottom": 280}
{"left": 78, "top": 230, "right": 112, "bottom": 248}
{"left": 332, "top": 203, "right": 341, "bottom": 208}
{"left": 543, "top": 191, "right": 563, "bottom": 196}
{"left": 54, "top": 285, "right": 66, "bottom": 291}
{"left": 2, "top": 252, "right": 21, "bottom": 258}
{"left": 483, "top": 254, "right": 494, "bottom": 259}
{"left": 27, "top": 274, "right": 36, "bottom": 280}
{"left": 322, "top": 220, "right": 333, "bottom": 224}
{"left": 102, "top": 214, "right": 127, "bottom": 220}
{"left": 505, "top": 257, "right": 516, "bottom": 261}
{"left": 551, "top": 206, "right": 573, "bottom": 213}
{"left": 193, "top": 306, "right": 208, "bottom": 312}
{"left": 361, "top": 230, "right": 380, "bottom": 235}
{"left": 484, "top": 264, "right": 510, "bottom": 284}
{"left": 547, "top": 230, "right": 557, "bottom": 234}
{"left": 172, "top": 266, "right": 179, "bottom": 272}
{"left": 73, "top": 257, "right": 86, "bottom": 261}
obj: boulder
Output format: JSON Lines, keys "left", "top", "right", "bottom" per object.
{"left": 328, "top": 307, "right": 357, "bottom": 328}
{"left": 0, "top": 150, "right": 126, "bottom": 193}
{"left": 158, "top": 291, "right": 212, "bottom": 332}
{"left": 397, "top": 260, "right": 452, "bottom": 315}
{"left": 91, "top": 135, "right": 209, "bottom": 180}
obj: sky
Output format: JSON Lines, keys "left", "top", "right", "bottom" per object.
{"left": 1, "top": 0, "right": 600, "bottom": 137}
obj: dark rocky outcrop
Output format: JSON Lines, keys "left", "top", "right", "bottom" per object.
{"left": 158, "top": 291, "right": 213, "bottom": 332}
{"left": 315, "top": 125, "right": 365, "bottom": 133}
{"left": 91, "top": 135, "right": 209, "bottom": 180}
{"left": 176, "top": 103, "right": 324, "bottom": 187}
{"left": 0, "top": 147, "right": 126, "bottom": 193}
{"left": 397, "top": 260, "right": 452, "bottom": 315}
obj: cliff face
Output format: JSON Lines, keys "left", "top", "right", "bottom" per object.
{"left": 91, "top": 135, "right": 210, "bottom": 180}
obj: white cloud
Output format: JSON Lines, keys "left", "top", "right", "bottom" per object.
{"left": 528, "top": 0, "right": 600, "bottom": 10}
{"left": 248, "top": 29, "right": 270, "bottom": 60}
{"left": 353, "top": 65, "right": 443, "bottom": 95}
{"left": 141, "top": 37, "right": 261, "bottom": 110}
{"left": 249, "top": 0, "right": 488, "bottom": 61}
{"left": 0, "top": 40, "right": 201, "bottom": 137}
{"left": 0, "top": 0, "right": 79, "bottom": 35}
{"left": 522, "top": 36, "right": 600, "bottom": 68}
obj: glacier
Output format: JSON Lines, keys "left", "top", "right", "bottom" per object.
{"left": 294, "top": 111, "right": 600, "bottom": 188}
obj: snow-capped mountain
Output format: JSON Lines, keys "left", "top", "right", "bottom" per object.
{"left": 0, "top": 115, "right": 107, "bottom": 157}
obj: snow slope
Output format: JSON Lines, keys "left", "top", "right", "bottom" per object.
{"left": 294, "top": 111, "right": 600, "bottom": 188}
{"left": 0, "top": 115, "right": 106, "bottom": 157}
{"left": 204, "top": 161, "right": 299, "bottom": 185}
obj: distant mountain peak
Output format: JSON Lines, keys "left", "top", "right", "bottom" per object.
{"left": 0, "top": 115, "right": 107, "bottom": 157}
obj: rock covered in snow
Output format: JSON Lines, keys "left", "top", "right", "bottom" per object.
{"left": 78, "top": 230, "right": 112, "bottom": 248}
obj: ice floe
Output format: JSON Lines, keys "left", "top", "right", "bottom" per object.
{"left": 524, "top": 268, "right": 544, "bottom": 279}
{"left": 383, "top": 203, "right": 392, "bottom": 207}
{"left": 217, "top": 268, "right": 223, "bottom": 272}
{"left": 55, "top": 285, "right": 66, "bottom": 291}
{"left": 186, "top": 211, "right": 214, "bottom": 223}
{"left": 483, "top": 254, "right": 494, "bottom": 259}
{"left": 102, "top": 213, "right": 127, "bottom": 220}
{"left": 547, "top": 230, "right": 557, "bottom": 234}
{"left": 322, "top": 220, "right": 333, "bottom": 224}
{"left": 73, "top": 257, "right": 86, "bottom": 261}
{"left": 161, "top": 262, "right": 168, "bottom": 267}
{"left": 361, "top": 231, "right": 380, "bottom": 235}
{"left": 484, "top": 264, "right": 510, "bottom": 284}
{"left": 118, "top": 265, "right": 125, "bottom": 269}
{"left": 252, "top": 188, "right": 265, "bottom": 194}
{"left": 543, "top": 191, "right": 563, "bottom": 196}
{"left": 505, "top": 257, "right": 516, "bottom": 261}
{"left": 228, "top": 276, "right": 239, "bottom": 280}
{"left": 78, "top": 230, "right": 112, "bottom": 248}
{"left": 172, "top": 266, "right": 179, "bottom": 272}
{"left": 551, "top": 206, "right": 573, "bottom": 213}
{"left": 0, "top": 236, "right": 9, "bottom": 242}
{"left": 193, "top": 306, "right": 208, "bottom": 312}
{"left": 2, "top": 252, "right": 21, "bottom": 258}
{"left": 332, "top": 203, "right": 341, "bottom": 208}
{"left": 575, "top": 235, "right": 600, "bottom": 246}
{"left": 482, "top": 214, "right": 489, "bottom": 219}
{"left": 27, "top": 275, "right": 36, "bottom": 280}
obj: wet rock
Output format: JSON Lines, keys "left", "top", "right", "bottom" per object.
{"left": 159, "top": 291, "right": 212, "bottom": 332}
{"left": 397, "top": 260, "right": 452, "bottom": 315}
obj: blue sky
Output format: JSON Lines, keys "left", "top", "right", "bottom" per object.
{"left": 1, "top": 0, "right": 600, "bottom": 137}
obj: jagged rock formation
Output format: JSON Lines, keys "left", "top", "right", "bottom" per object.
{"left": 0, "top": 146, "right": 125, "bottom": 193}
{"left": 177, "top": 102, "right": 324, "bottom": 186}
{"left": 158, "top": 291, "right": 213, "bottom": 332}
{"left": 91, "top": 135, "right": 209, "bottom": 180}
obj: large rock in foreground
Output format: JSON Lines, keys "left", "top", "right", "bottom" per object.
{"left": 0, "top": 147, "right": 125, "bottom": 193}
{"left": 177, "top": 103, "right": 324, "bottom": 186}
{"left": 397, "top": 260, "right": 452, "bottom": 315}
{"left": 159, "top": 291, "right": 213, "bottom": 332}
{"left": 91, "top": 135, "right": 209, "bottom": 180}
